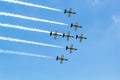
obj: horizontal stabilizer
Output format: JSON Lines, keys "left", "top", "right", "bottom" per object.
{"left": 65, "top": 59, "right": 68, "bottom": 61}
{"left": 84, "top": 37, "right": 87, "bottom": 39}
{"left": 74, "top": 48, "right": 77, "bottom": 50}
{"left": 73, "top": 12, "right": 76, "bottom": 14}
{"left": 79, "top": 26, "right": 82, "bottom": 28}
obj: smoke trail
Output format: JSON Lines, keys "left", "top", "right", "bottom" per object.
{"left": 0, "top": 23, "right": 50, "bottom": 34}
{"left": 0, "top": 36, "right": 63, "bottom": 48}
{"left": 1, "top": 0, "right": 63, "bottom": 12}
{"left": 0, "top": 49, "right": 53, "bottom": 59}
{"left": 0, "top": 12, "right": 68, "bottom": 26}
{"left": 0, "top": 22, "right": 63, "bottom": 35}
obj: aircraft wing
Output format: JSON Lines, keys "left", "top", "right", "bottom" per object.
{"left": 60, "top": 60, "right": 63, "bottom": 64}
{"left": 81, "top": 33, "right": 83, "bottom": 37}
{"left": 61, "top": 54, "right": 64, "bottom": 58}
{"left": 54, "top": 35, "right": 57, "bottom": 39}
{"left": 75, "top": 27, "right": 77, "bottom": 31}
{"left": 55, "top": 30, "right": 57, "bottom": 33}
{"left": 66, "top": 37, "right": 69, "bottom": 41}
{"left": 68, "top": 13, "right": 71, "bottom": 17}
{"left": 80, "top": 34, "right": 83, "bottom": 42}
{"left": 54, "top": 30, "right": 57, "bottom": 34}
{"left": 70, "top": 50, "right": 72, "bottom": 53}
{"left": 70, "top": 44, "right": 73, "bottom": 48}
{"left": 67, "top": 31, "right": 70, "bottom": 35}
{"left": 80, "top": 38, "right": 83, "bottom": 42}
{"left": 75, "top": 22, "right": 78, "bottom": 25}
{"left": 69, "top": 8, "right": 72, "bottom": 11}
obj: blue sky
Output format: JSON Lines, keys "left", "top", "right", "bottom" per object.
{"left": 0, "top": 0, "right": 120, "bottom": 80}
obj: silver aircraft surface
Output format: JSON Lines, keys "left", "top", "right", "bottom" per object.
{"left": 71, "top": 22, "right": 82, "bottom": 31}
{"left": 50, "top": 31, "right": 62, "bottom": 39}
{"left": 63, "top": 31, "right": 74, "bottom": 41}
{"left": 76, "top": 34, "right": 87, "bottom": 42}
{"left": 66, "top": 44, "right": 77, "bottom": 53}
{"left": 64, "top": 8, "right": 76, "bottom": 17}
{"left": 56, "top": 54, "right": 68, "bottom": 64}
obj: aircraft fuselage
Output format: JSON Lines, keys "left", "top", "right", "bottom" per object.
{"left": 59, "top": 57, "right": 65, "bottom": 60}
{"left": 67, "top": 11, "right": 73, "bottom": 14}
{"left": 52, "top": 33, "right": 61, "bottom": 36}
{"left": 65, "top": 35, "right": 73, "bottom": 38}
{"left": 79, "top": 36, "right": 83, "bottom": 39}
{"left": 68, "top": 47, "right": 77, "bottom": 50}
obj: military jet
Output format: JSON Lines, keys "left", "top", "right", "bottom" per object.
{"left": 66, "top": 44, "right": 77, "bottom": 53}
{"left": 76, "top": 33, "right": 87, "bottom": 42}
{"left": 56, "top": 54, "right": 68, "bottom": 64}
{"left": 64, "top": 8, "right": 76, "bottom": 17}
{"left": 71, "top": 22, "right": 82, "bottom": 31}
{"left": 50, "top": 31, "right": 62, "bottom": 39}
{"left": 63, "top": 31, "right": 74, "bottom": 41}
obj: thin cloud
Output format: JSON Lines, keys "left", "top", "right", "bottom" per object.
{"left": 87, "top": 0, "right": 100, "bottom": 7}
{"left": 112, "top": 15, "right": 120, "bottom": 40}
{"left": 112, "top": 15, "right": 120, "bottom": 24}
{"left": 93, "top": 0, "right": 100, "bottom": 5}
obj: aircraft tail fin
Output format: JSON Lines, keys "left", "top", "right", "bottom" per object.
{"left": 64, "top": 9, "right": 67, "bottom": 14}
{"left": 50, "top": 32, "right": 52, "bottom": 36}
{"left": 66, "top": 46, "right": 68, "bottom": 50}
{"left": 56, "top": 56, "right": 59, "bottom": 61}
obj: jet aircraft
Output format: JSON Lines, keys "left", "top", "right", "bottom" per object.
{"left": 63, "top": 31, "right": 74, "bottom": 41}
{"left": 71, "top": 22, "right": 82, "bottom": 31}
{"left": 66, "top": 44, "right": 77, "bottom": 53}
{"left": 76, "top": 34, "right": 87, "bottom": 42}
{"left": 64, "top": 8, "right": 76, "bottom": 17}
{"left": 56, "top": 54, "right": 68, "bottom": 64}
{"left": 50, "top": 31, "right": 62, "bottom": 39}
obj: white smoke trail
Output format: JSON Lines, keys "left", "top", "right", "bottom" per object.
{"left": 0, "top": 49, "right": 53, "bottom": 59}
{"left": 0, "top": 36, "right": 63, "bottom": 48}
{"left": 0, "top": 12, "right": 68, "bottom": 26}
{"left": 0, "top": 22, "right": 63, "bottom": 36}
{"left": 1, "top": 0, "right": 63, "bottom": 12}
{"left": 0, "top": 23, "right": 50, "bottom": 34}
